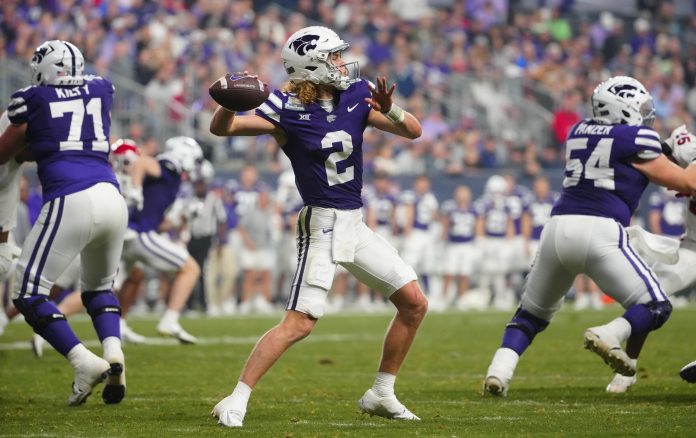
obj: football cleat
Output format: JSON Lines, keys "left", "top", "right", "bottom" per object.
{"left": 120, "top": 319, "right": 146, "bottom": 344}
{"left": 483, "top": 375, "right": 508, "bottom": 397}
{"left": 583, "top": 328, "right": 635, "bottom": 376}
{"left": 102, "top": 347, "right": 126, "bottom": 404}
{"left": 212, "top": 395, "right": 245, "bottom": 427}
{"left": 679, "top": 360, "right": 696, "bottom": 383}
{"left": 68, "top": 354, "right": 110, "bottom": 406}
{"left": 30, "top": 334, "right": 46, "bottom": 358}
{"left": 606, "top": 373, "right": 637, "bottom": 393}
{"left": 358, "top": 389, "right": 420, "bottom": 421}
{"left": 157, "top": 321, "right": 197, "bottom": 345}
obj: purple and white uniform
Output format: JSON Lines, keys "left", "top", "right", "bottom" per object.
{"left": 366, "top": 186, "right": 399, "bottom": 248}
{"left": 526, "top": 192, "right": 559, "bottom": 266}
{"left": 523, "top": 119, "right": 668, "bottom": 321}
{"left": 475, "top": 196, "right": 513, "bottom": 275}
{"left": 255, "top": 80, "right": 417, "bottom": 318}
{"left": 400, "top": 190, "right": 439, "bottom": 274}
{"left": 10, "top": 77, "right": 128, "bottom": 298}
{"left": 442, "top": 199, "right": 480, "bottom": 277}
{"left": 648, "top": 189, "right": 685, "bottom": 238}
{"left": 120, "top": 157, "right": 190, "bottom": 273}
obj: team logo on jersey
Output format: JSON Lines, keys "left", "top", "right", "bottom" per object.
{"left": 327, "top": 114, "right": 336, "bottom": 123}
{"left": 289, "top": 34, "right": 319, "bottom": 56}
{"left": 608, "top": 83, "right": 638, "bottom": 99}
{"left": 299, "top": 113, "right": 311, "bottom": 121}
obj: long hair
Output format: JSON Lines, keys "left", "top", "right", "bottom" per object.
{"left": 283, "top": 81, "right": 318, "bottom": 105}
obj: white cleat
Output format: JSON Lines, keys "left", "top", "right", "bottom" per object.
{"left": 606, "top": 373, "right": 637, "bottom": 393}
{"left": 583, "top": 327, "right": 635, "bottom": 377}
{"left": 120, "top": 319, "right": 146, "bottom": 344}
{"left": 68, "top": 354, "right": 110, "bottom": 406}
{"left": 30, "top": 334, "right": 46, "bottom": 358}
{"left": 102, "top": 347, "right": 126, "bottom": 404}
{"left": 358, "top": 389, "right": 420, "bottom": 421}
{"left": 212, "top": 395, "right": 245, "bottom": 427}
{"left": 483, "top": 375, "right": 508, "bottom": 396}
{"left": 157, "top": 321, "right": 197, "bottom": 344}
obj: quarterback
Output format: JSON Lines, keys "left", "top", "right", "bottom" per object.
{"left": 209, "top": 26, "right": 427, "bottom": 427}
{"left": 483, "top": 76, "right": 696, "bottom": 396}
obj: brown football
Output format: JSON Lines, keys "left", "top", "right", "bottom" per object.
{"left": 208, "top": 74, "right": 269, "bottom": 112}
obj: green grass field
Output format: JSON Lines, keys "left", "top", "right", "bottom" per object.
{"left": 2, "top": 306, "right": 696, "bottom": 437}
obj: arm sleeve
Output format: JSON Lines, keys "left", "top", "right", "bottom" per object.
{"left": 255, "top": 90, "right": 284, "bottom": 128}
{"left": 7, "top": 89, "right": 30, "bottom": 125}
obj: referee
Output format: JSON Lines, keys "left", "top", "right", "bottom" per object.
{"left": 185, "top": 161, "right": 227, "bottom": 312}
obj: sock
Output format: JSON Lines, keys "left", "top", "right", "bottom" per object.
{"left": 82, "top": 291, "right": 121, "bottom": 342}
{"left": 67, "top": 343, "right": 89, "bottom": 369}
{"left": 102, "top": 336, "right": 123, "bottom": 363}
{"left": 161, "top": 309, "right": 180, "bottom": 326}
{"left": 605, "top": 316, "right": 632, "bottom": 342}
{"left": 372, "top": 372, "right": 396, "bottom": 397}
{"left": 230, "top": 381, "right": 252, "bottom": 412}
{"left": 487, "top": 347, "right": 520, "bottom": 380}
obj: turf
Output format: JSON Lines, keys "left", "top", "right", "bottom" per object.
{"left": 2, "top": 306, "right": 696, "bottom": 437}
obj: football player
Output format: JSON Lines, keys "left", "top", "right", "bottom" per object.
{"left": 119, "top": 136, "right": 202, "bottom": 344}
{"left": 209, "top": 26, "right": 427, "bottom": 427}
{"left": 0, "top": 41, "right": 128, "bottom": 405}
{"left": 483, "top": 76, "right": 696, "bottom": 396}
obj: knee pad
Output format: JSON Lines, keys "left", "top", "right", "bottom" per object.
{"left": 81, "top": 290, "right": 121, "bottom": 318}
{"left": 13, "top": 295, "right": 67, "bottom": 334}
{"left": 506, "top": 307, "right": 550, "bottom": 341}
{"left": 644, "top": 300, "right": 673, "bottom": 330}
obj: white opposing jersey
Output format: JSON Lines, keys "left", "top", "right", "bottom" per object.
{"left": 0, "top": 111, "right": 22, "bottom": 231}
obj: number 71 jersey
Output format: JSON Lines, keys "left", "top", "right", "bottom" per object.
{"left": 551, "top": 119, "right": 663, "bottom": 226}
{"left": 255, "top": 80, "right": 373, "bottom": 209}
{"left": 7, "top": 76, "right": 118, "bottom": 203}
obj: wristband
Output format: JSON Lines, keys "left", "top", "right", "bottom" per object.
{"left": 383, "top": 103, "right": 405, "bottom": 124}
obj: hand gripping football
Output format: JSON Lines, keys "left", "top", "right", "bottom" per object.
{"left": 209, "top": 74, "right": 269, "bottom": 112}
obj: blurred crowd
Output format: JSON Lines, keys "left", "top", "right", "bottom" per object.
{"left": 3, "top": 1, "right": 696, "bottom": 177}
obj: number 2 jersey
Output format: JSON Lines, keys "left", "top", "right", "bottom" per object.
{"left": 255, "top": 80, "right": 373, "bottom": 209}
{"left": 7, "top": 76, "right": 118, "bottom": 203}
{"left": 551, "top": 119, "right": 663, "bottom": 226}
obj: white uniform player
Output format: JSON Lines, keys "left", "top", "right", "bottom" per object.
{"left": 483, "top": 76, "right": 696, "bottom": 396}
{"left": 0, "top": 112, "right": 22, "bottom": 284}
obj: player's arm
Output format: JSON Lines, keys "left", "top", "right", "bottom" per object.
{"left": 366, "top": 77, "right": 421, "bottom": 140}
{"left": 366, "top": 205, "right": 377, "bottom": 229}
{"left": 402, "top": 203, "right": 415, "bottom": 236}
{"left": 131, "top": 155, "right": 161, "bottom": 187}
{"left": 0, "top": 122, "right": 27, "bottom": 165}
{"left": 632, "top": 154, "right": 696, "bottom": 194}
{"left": 505, "top": 218, "right": 515, "bottom": 239}
{"left": 210, "top": 107, "right": 287, "bottom": 144}
{"left": 521, "top": 211, "right": 532, "bottom": 240}
{"left": 648, "top": 208, "right": 662, "bottom": 234}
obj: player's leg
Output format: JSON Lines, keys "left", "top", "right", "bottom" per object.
{"left": 585, "top": 222, "right": 672, "bottom": 379}
{"left": 134, "top": 230, "right": 200, "bottom": 343}
{"left": 484, "top": 217, "right": 576, "bottom": 396}
{"left": 341, "top": 223, "right": 425, "bottom": 420}
{"left": 79, "top": 182, "right": 129, "bottom": 404}
{"left": 116, "top": 264, "right": 147, "bottom": 344}
{"left": 213, "top": 206, "right": 334, "bottom": 427}
{"left": 13, "top": 194, "right": 111, "bottom": 405}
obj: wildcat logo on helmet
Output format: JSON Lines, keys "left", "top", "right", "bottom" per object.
{"left": 608, "top": 83, "right": 638, "bottom": 99}
{"left": 32, "top": 45, "right": 53, "bottom": 64}
{"left": 289, "top": 34, "right": 319, "bottom": 56}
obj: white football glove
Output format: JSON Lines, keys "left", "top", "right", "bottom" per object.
{"left": 125, "top": 187, "right": 144, "bottom": 211}
{"left": 0, "top": 242, "right": 20, "bottom": 282}
{"left": 665, "top": 125, "right": 696, "bottom": 168}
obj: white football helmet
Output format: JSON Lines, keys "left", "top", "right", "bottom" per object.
{"left": 30, "top": 40, "right": 85, "bottom": 86}
{"left": 485, "top": 175, "right": 509, "bottom": 197}
{"left": 281, "top": 26, "right": 359, "bottom": 90}
{"left": 162, "top": 136, "right": 203, "bottom": 174}
{"left": 591, "top": 76, "right": 655, "bottom": 127}
{"left": 665, "top": 125, "right": 696, "bottom": 168}
{"left": 193, "top": 160, "right": 215, "bottom": 184}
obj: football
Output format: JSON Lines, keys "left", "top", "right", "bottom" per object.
{"left": 208, "top": 74, "right": 269, "bottom": 112}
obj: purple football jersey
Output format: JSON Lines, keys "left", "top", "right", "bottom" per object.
{"left": 528, "top": 193, "right": 559, "bottom": 240}
{"left": 552, "top": 119, "right": 663, "bottom": 226}
{"left": 370, "top": 191, "right": 398, "bottom": 226}
{"left": 648, "top": 191, "right": 685, "bottom": 237}
{"left": 442, "top": 199, "right": 478, "bottom": 243}
{"left": 506, "top": 187, "right": 532, "bottom": 235}
{"left": 128, "top": 158, "right": 181, "bottom": 232}
{"left": 475, "top": 196, "right": 511, "bottom": 237}
{"left": 7, "top": 76, "right": 118, "bottom": 203}
{"left": 255, "top": 80, "right": 373, "bottom": 209}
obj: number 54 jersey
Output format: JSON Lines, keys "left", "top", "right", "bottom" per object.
{"left": 7, "top": 76, "right": 118, "bottom": 203}
{"left": 255, "top": 80, "right": 372, "bottom": 210}
{"left": 551, "top": 119, "right": 663, "bottom": 226}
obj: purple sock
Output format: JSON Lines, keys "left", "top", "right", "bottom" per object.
{"left": 13, "top": 296, "right": 80, "bottom": 356}
{"left": 501, "top": 327, "right": 532, "bottom": 356}
{"left": 622, "top": 303, "right": 655, "bottom": 335}
{"left": 81, "top": 290, "right": 121, "bottom": 342}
